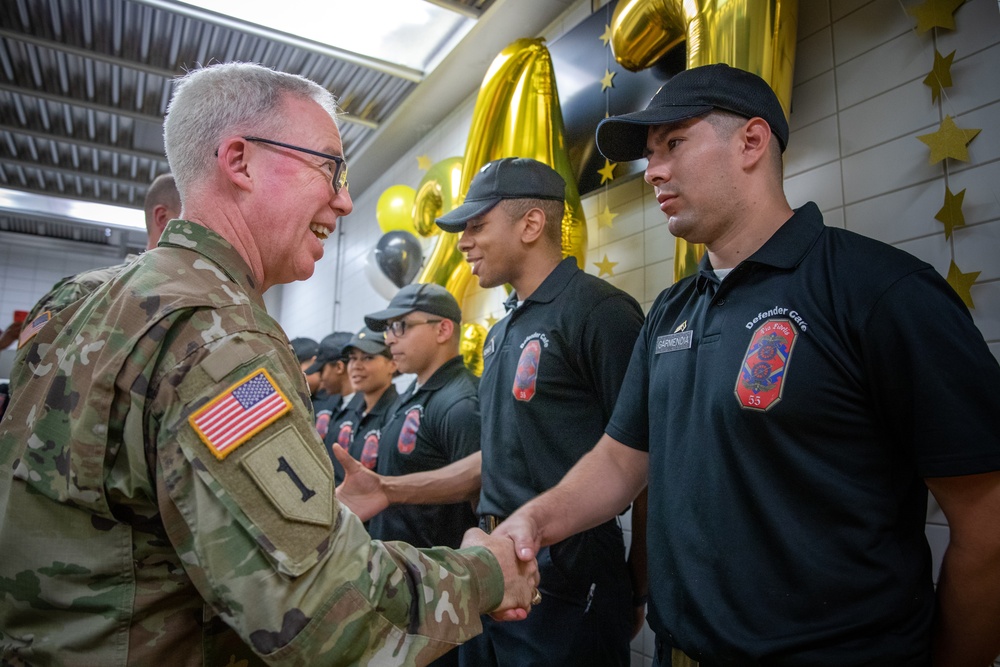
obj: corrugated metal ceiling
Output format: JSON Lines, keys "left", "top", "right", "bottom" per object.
{"left": 0, "top": 0, "right": 496, "bottom": 243}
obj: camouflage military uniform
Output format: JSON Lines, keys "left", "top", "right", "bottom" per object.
{"left": 0, "top": 220, "right": 502, "bottom": 666}
{"left": 15, "top": 257, "right": 137, "bottom": 355}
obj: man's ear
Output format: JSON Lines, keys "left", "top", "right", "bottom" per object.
{"left": 519, "top": 207, "right": 547, "bottom": 244}
{"left": 740, "top": 117, "right": 773, "bottom": 170}
{"left": 437, "top": 318, "right": 457, "bottom": 343}
{"left": 217, "top": 136, "right": 254, "bottom": 192}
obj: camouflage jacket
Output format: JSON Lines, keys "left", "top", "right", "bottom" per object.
{"left": 0, "top": 220, "right": 502, "bottom": 667}
{"left": 24, "top": 255, "right": 139, "bottom": 327}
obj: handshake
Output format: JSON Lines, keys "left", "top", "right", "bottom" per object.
{"left": 460, "top": 516, "right": 542, "bottom": 621}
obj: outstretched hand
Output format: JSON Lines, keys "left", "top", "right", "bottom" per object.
{"left": 333, "top": 443, "right": 390, "bottom": 521}
{"left": 492, "top": 513, "right": 541, "bottom": 563}
{"left": 461, "top": 528, "right": 540, "bottom": 622}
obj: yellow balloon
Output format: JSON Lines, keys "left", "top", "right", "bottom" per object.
{"left": 460, "top": 322, "right": 488, "bottom": 376}
{"left": 376, "top": 185, "right": 417, "bottom": 234}
{"left": 610, "top": 0, "right": 798, "bottom": 281}
{"left": 412, "top": 157, "right": 463, "bottom": 238}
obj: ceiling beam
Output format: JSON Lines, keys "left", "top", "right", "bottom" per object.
{"left": 1, "top": 156, "right": 150, "bottom": 192}
{"left": 132, "top": 0, "right": 426, "bottom": 83}
{"left": 0, "top": 123, "right": 168, "bottom": 162}
{"left": 422, "top": 0, "right": 484, "bottom": 20}
{"left": 0, "top": 31, "right": 381, "bottom": 130}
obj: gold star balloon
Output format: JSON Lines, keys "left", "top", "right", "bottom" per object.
{"left": 946, "top": 260, "right": 979, "bottom": 309}
{"left": 485, "top": 313, "right": 498, "bottom": 328}
{"left": 597, "top": 205, "right": 619, "bottom": 228}
{"left": 598, "top": 159, "right": 616, "bottom": 184}
{"left": 906, "top": 0, "right": 965, "bottom": 33}
{"left": 417, "top": 155, "right": 432, "bottom": 170}
{"left": 917, "top": 116, "right": 980, "bottom": 163}
{"left": 923, "top": 49, "right": 955, "bottom": 103}
{"left": 594, "top": 254, "right": 618, "bottom": 277}
{"left": 935, "top": 186, "right": 966, "bottom": 239}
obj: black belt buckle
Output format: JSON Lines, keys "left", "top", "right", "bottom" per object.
{"left": 479, "top": 514, "right": 503, "bottom": 534}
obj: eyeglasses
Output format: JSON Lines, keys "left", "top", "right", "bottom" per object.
{"left": 385, "top": 319, "right": 442, "bottom": 337}
{"left": 243, "top": 136, "right": 349, "bottom": 193}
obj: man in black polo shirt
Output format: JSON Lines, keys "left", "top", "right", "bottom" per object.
{"left": 498, "top": 64, "right": 1000, "bottom": 667}
{"left": 360, "top": 283, "right": 481, "bottom": 548}
{"left": 303, "top": 331, "right": 352, "bottom": 440}
{"left": 336, "top": 159, "right": 648, "bottom": 666}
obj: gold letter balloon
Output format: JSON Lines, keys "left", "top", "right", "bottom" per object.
{"left": 416, "top": 37, "right": 587, "bottom": 306}
{"left": 610, "top": 0, "right": 798, "bottom": 281}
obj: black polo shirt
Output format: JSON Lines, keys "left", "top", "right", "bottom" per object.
{"left": 327, "top": 386, "right": 399, "bottom": 486}
{"left": 478, "top": 257, "right": 644, "bottom": 518}
{"left": 368, "top": 356, "right": 480, "bottom": 549}
{"left": 607, "top": 202, "right": 1000, "bottom": 665}
{"left": 312, "top": 390, "right": 339, "bottom": 441}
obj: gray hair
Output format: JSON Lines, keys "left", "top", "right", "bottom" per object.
{"left": 163, "top": 62, "right": 340, "bottom": 201}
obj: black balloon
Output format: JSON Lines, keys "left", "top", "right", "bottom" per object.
{"left": 375, "top": 231, "right": 423, "bottom": 288}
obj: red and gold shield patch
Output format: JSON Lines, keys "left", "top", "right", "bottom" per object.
{"left": 360, "top": 431, "right": 380, "bottom": 469}
{"left": 735, "top": 319, "right": 797, "bottom": 411}
{"left": 397, "top": 407, "right": 421, "bottom": 454}
{"left": 512, "top": 339, "right": 541, "bottom": 402}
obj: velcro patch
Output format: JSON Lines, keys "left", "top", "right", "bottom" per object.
{"left": 189, "top": 368, "right": 292, "bottom": 460}
{"left": 242, "top": 426, "right": 334, "bottom": 526}
{"left": 17, "top": 311, "right": 51, "bottom": 349}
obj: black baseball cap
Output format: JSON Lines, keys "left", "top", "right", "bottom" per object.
{"left": 596, "top": 63, "right": 789, "bottom": 163}
{"left": 364, "top": 283, "right": 462, "bottom": 332}
{"left": 290, "top": 337, "right": 319, "bottom": 363}
{"left": 435, "top": 157, "right": 566, "bottom": 233}
{"left": 343, "top": 326, "right": 391, "bottom": 358}
{"left": 304, "top": 331, "right": 352, "bottom": 375}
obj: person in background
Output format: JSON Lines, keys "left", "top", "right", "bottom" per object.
{"left": 326, "top": 326, "right": 397, "bottom": 484}
{"left": 337, "top": 158, "right": 647, "bottom": 667}
{"left": 0, "top": 61, "right": 538, "bottom": 666}
{"left": 290, "top": 336, "right": 319, "bottom": 375}
{"left": 357, "top": 283, "right": 483, "bottom": 667}
{"left": 14, "top": 173, "right": 180, "bottom": 353}
{"left": 304, "top": 331, "right": 352, "bottom": 440}
{"left": 497, "top": 63, "right": 1000, "bottom": 667}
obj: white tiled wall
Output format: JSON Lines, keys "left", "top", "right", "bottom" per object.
{"left": 0, "top": 236, "right": 123, "bottom": 379}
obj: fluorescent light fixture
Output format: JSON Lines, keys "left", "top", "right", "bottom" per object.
{"left": 186, "top": 0, "right": 475, "bottom": 72}
{"left": 0, "top": 188, "right": 145, "bottom": 231}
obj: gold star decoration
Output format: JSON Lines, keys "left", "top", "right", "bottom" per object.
{"left": 935, "top": 186, "right": 966, "bottom": 239}
{"left": 485, "top": 313, "right": 498, "bottom": 328}
{"left": 598, "top": 159, "right": 616, "bottom": 184}
{"left": 923, "top": 49, "right": 955, "bottom": 102}
{"left": 416, "top": 155, "right": 432, "bottom": 170}
{"left": 917, "top": 115, "right": 980, "bottom": 163}
{"left": 224, "top": 656, "right": 249, "bottom": 667}
{"left": 594, "top": 254, "right": 618, "bottom": 277}
{"left": 599, "top": 24, "right": 613, "bottom": 47}
{"left": 596, "top": 205, "right": 619, "bottom": 228}
{"left": 907, "top": 0, "right": 965, "bottom": 33}
{"left": 600, "top": 69, "right": 616, "bottom": 92}
{"left": 946, "top": 260, "right": 979, "bottom": 309}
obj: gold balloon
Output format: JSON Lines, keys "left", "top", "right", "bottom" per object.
{"left": 610, "top": 0, "right": 798, "bottom": 281}
{"left": 412, "top": 157, "right": 464, "bottom": 238}
{"left": 460, "top": 322, "right": 488, "bottom": 376}
{"left": 417, "top": 38, "right": 588, "bottom": 300}
{"left": 376, "top": 184, "right": 418, "bottom": 235}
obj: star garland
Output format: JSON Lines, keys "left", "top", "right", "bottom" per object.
{"left": 594, "top": 254, "right": 618, "bottom": 277}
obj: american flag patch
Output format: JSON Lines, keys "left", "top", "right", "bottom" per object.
{"left": 17, "top": 311, "right": 51, "bottom": 349}
{"left": 189, "top": 368, "right": 292, "bottom": 460}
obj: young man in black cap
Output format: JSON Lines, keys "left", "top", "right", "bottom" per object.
{"left": 496, "top": 64, "right": 1000, "bottom": 667}
{"left": 325, "top": 326, "right": 397, "bottom": 484}
{"left": 339, "top": 158, "right": 648, "bottom": 666}
{"left": 342, "top": 283, "right": 483, "bottom": 667}
{"left": 304, "top": 331, "right": 352, "bottom": 440}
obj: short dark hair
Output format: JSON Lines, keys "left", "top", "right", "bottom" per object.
{"left": 499, "top": 198, "right": 565, "bottom": 247}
